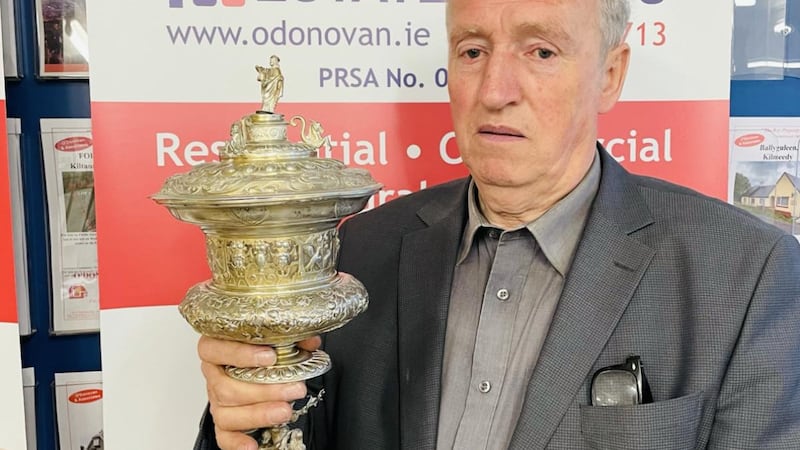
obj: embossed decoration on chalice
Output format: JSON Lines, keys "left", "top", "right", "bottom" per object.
{"left": 152, "top": 57, "right": 381, "bottom": 450}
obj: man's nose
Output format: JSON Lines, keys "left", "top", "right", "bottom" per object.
{"left": 478, "top": 52, "right": 522, "bottom": 111}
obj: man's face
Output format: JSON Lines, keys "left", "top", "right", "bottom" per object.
{"left": 446, "top": 0, "right": 628, "bottom": 194}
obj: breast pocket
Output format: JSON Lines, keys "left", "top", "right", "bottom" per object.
{"left": 579, "top": 392, "right": 703, "bottom": 450}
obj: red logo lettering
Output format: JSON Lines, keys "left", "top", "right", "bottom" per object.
{"left": 55, "top": 136, "right": 93, "bottom": 152}
{"left": 69, "top": 389, "right": 103, "bottom": 404}
{"left": 734, "top": 133, "right": 765, "bottom": 147}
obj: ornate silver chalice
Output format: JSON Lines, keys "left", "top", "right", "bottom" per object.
{"left": 152, "top": 57, "right": 381, "bottom": 449}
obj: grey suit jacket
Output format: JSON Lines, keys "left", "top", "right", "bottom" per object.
{"left": 196, "top": 150, "right": 800, "bottom": 449}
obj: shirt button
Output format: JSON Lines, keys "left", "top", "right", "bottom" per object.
{"left": 479, "top": 380, "right": 492, "bottom": 393}
{"left": 496, "top": 288, "right": 510, "bottom": 301}
{"left": 488, "top": 229, "right": 500, "bottom": 239}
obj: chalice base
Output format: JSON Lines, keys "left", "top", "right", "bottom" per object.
{"left": 225, "top": 348, "right": 331, "bottom": 384}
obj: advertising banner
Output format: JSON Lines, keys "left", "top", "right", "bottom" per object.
{"left": 35, "top": 0, "right": 90, "bottom": 77}
{"left": 0, "top": 6, "right": 27, "bottom": 449}
{"left": 729, "top": 117, "right": 800, "bottom": 240}
{"left": 88, "top": 1, "right": 734, "bottom": 448}
{"left": 41, "top": 118, "right": 99, "bottom": 334}
{"left": 1, "top": 0, "right": 19, "bottom": 77}
{"left": 22, "top": 367, "right": 37, "bottom": 450}
{"left": 0, "top": 116, "right": 26, "bottom": 450}
{"left": 54, "top": 371, "right": 104, "bottom": 450}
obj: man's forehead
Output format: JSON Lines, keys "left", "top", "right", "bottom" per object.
{"left": 446, "top": 0, "right": 598, "bottom": 25}
{"left": 446, "top": 0, "right": 592, "bottom": 11}
{"left": 445, "top": 0, "right": 593, "bottom": 40}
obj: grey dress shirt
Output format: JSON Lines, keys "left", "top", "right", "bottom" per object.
{"left": 436, "top": 156, "right": 600, "bottom": 450}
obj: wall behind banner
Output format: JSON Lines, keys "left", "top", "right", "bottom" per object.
{"left": 6, "top": 4, "right": 800, "bottom": 450}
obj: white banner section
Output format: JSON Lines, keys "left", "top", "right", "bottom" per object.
{"left": 100, "top": 306, "right": 206, "bottom": 449}
{"left": 0, "top": 323, "right": 27, "bottom": 450}
{"left": 88, "top": 1, "right": 730, "bottom": 103}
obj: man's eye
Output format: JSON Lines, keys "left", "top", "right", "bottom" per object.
{"left": 465, "top": 49, "right": 481, "bottom": 59}
{"left": 537, "top": 49, "right": 554, "bottom": 59}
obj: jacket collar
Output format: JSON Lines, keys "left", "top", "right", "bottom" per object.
{"left": 509, "top": 148, "right": 656, "bottom": 448}
{"left": 397, "top": 179, "right": 469, "bottom": 449}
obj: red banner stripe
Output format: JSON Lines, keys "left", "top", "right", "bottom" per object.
{"left": 91, "top": 100, "right": 728, "bottom": 310}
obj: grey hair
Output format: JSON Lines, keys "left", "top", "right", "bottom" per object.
{"left": 600, "top": 0, "right": 630, "bottom": 52}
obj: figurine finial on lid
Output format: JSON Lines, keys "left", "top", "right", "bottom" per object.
{"left": 255, "top": 55, "right": 284, "bottom": 113}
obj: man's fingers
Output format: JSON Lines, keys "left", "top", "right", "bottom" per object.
{"left": 201, "top": 362, "right": 307, "bottom": 407}
{"left": 198, "top": 336, "right": 276, "bottom": 368}
{"left": 198, "top": 334, "right": 317, "bottom": 441}
{"left": 215, "top": 426, "right": 258, "bottom": 450}
{"left": 210, "top": 400, "right": 295, "bottom": 432}
{"left": 297, "top": 335, "right": 321, "bottom": 352}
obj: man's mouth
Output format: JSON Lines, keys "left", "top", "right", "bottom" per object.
{"left": 478, "top": 125, "right": 525, "bottom": 138}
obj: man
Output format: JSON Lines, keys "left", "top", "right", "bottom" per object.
{"left": 196, "top": 0, "right": 800, "bottom": 449}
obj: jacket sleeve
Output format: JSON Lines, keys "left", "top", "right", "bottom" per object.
{"left": 707, "top": 234, "right": 800, "bottom": 448}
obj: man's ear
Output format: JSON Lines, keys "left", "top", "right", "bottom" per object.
{"left": 598, "top": 43, "right": 631, "bottom": 113}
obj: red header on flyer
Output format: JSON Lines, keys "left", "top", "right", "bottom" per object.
{"left": 69, "top": 388, "right": 104, "bottom": 404}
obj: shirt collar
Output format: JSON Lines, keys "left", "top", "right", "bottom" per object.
{"left": 456, "top": 152, "right": 601, "bottom": 276}
{"left": 456, "top": 182, "right": 493, "bottom": 265}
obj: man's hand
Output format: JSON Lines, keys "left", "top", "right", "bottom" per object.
{"left": 198, "top": 335, "right": 322, "bottom": 450}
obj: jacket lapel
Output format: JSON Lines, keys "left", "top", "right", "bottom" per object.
{"left": 397, "top": 180, "right": 469, "bottom": 450}
{"left": 511, "top": 151, "right": 656, "bottom": 448}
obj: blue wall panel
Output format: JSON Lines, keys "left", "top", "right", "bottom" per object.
{"left": 731, "top": 78, "right": 800, "bottom": 117}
